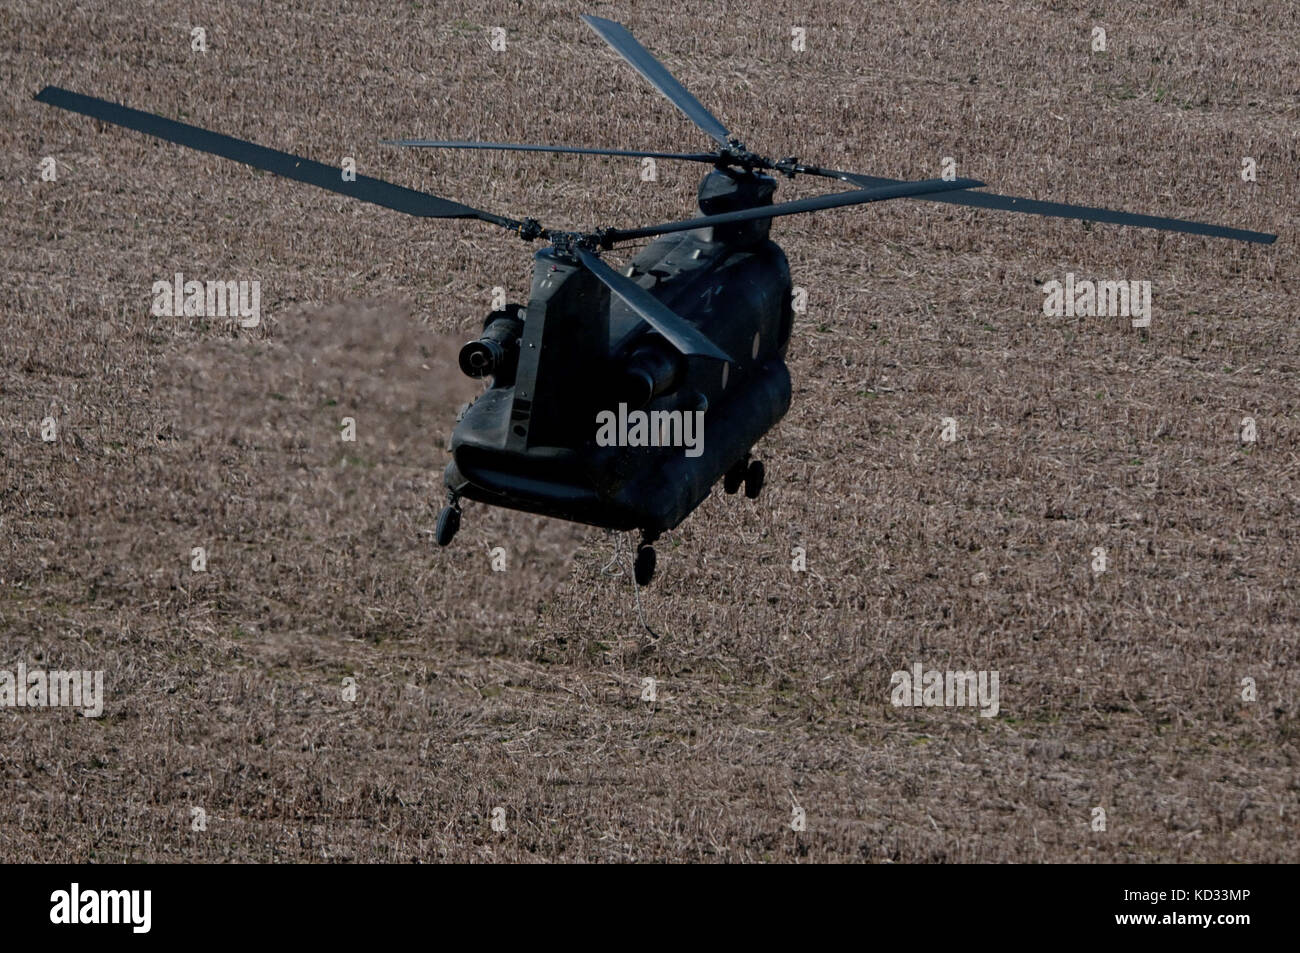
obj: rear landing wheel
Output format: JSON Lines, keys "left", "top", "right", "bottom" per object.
{"left": 634, "top": 544, "right": 657, "bottom": 587}
{"left": 435, "top": 505, "right": 461, "bottom": 546}
{"left": 723, "top": 455, "right": 749, "bottom": 494}
{"left": 744, "top": 460, "right": 765, "bottom": 499}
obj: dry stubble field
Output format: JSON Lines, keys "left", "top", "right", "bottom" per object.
{"left": 1, "top": 1, "right": 1297, "bottom": 862}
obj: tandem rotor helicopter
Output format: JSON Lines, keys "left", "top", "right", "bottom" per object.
{"left": 37, "top": 15, "right": 1275, "bottom": 586}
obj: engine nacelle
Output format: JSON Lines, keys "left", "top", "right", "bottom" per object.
{"left": 617, "top": 339, "right": 685, "bottom": 408}
{"left": 459, "top": 305, "right": 524, "bottom": 382}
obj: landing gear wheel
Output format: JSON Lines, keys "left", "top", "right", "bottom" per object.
{"left": 435, "top": 505, "right": 461, "bottom": 546}
{"left": 744, "top": 460, "right": 765, "bottom": 499}
{"left": 723, "top": 456, "right": 749, "bottom": 494}
{"left": 634, "top": 543, "right": 657, "bottom": 587}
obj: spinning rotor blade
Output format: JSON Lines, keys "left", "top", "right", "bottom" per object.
{"left": 582, "top": 15, "right": 732, "bottom": 147}
{"left": 573, "top": 246, "right": 732, "bottom": 362}
{"left": 381, "top": 138, "right": 719, "bottom": 163}
{"left": 35, "top": 86, "right": 524, "bottom": 230}
{"left": 605, "top": 177, "right": 985, "bottom": 243}
{"left": 804, "top": 167, "right": 1276, "bottom": 245}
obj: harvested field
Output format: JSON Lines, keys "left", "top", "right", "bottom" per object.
{"left": 1, "top": 0, "right": 1297, "bottom": 862}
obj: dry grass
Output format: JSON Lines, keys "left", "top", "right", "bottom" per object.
{"left": 1, "top": 0, "right": 1297, "bottom": 862}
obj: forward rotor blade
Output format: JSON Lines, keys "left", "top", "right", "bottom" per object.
{"left": 35, "top": 86, "right": 522, "bottom": 229}
{"left": 581, "top": 15, "right": 731, "bottom": 147}
{"left": 381, "top": 138, "right": 719, "bottom": 164}
{"left": 574, "top": 246, "right": 732, "bottom": 362}
{"left": 805, "top": 167, "right": 1276, "bottom": 245}
{"left": 605, "top": 177, "right": 985, "bottom": 244}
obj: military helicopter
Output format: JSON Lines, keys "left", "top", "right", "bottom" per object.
{"left": 36, "top": 15, "right": 1275, "bottom": 586}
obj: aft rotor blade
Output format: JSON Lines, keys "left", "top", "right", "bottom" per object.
{"left": 581, "top": 15, "right": 732, "bottom": 147}
{"left": 804, "top": 167, "right": 1276, "bottom": 245}
{"left": 381, "top": 138, "right": 720, "bottom": 164}
{"left": 605, "top": 177, "right": 985, "bottom": 243}
{"left": 574, "top": 246, "right": 732, "bottom": 362}
{"left": 35, "top": 86, "right": 523, "bottom": 229}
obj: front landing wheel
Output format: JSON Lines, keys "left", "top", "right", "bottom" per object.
{"left": 634, "top": 544, "right": 657, "bottom": 587}
{"left": 723, "top": 455, "right": 749, "bottom": 494}
{"left": 435, "top": 505, "right": 461, "bottom": 546}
